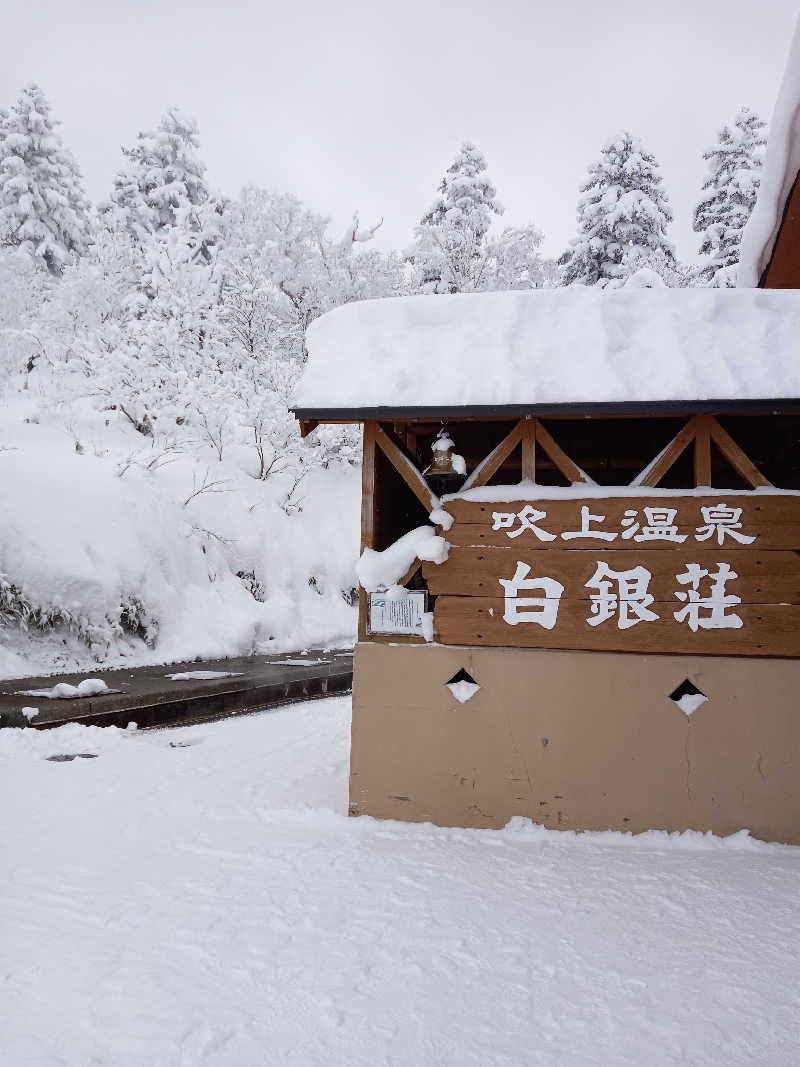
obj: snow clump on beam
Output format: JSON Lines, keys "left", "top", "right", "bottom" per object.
{"left": 356, "top": 526, "right": 448, "bottom": 593}
{"left": 296, "top": 287, "right": 800, "bottom": 410}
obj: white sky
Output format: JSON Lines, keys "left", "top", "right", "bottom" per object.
{"left": 3, "top": 0, "right": 798, "bottom": 260}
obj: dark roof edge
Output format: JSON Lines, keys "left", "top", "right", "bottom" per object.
{"left": 292, "top": 399, "right": 800, "bottom": 421}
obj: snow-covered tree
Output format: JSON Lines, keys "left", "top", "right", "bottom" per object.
{"left": 421, "top": 141, "right": 503, "bottom": 237}
{"left": 616, "top": 246, "right": 698, "bottom": 289}
{"left": 0, "top": 84, "right": 91, "bottom": 274}
{"left": 413, "top": 141, "right": 502, "bottom": 292}
{"left": 220, "top": 187, "right": 404, "bottom": 362}
{"left": 101, "top": 108, "right": 213, "bottom": 247}
{"left": 412, "top": 141, "right": 550, "bottom": 292}
{"left": 559, "top": 132, "right": 674, "bottom": 287}
{"left": 693, "top": 107, "right": 766, "bottom": 286}
{"left": 217, "top": 187, "right": 402, "bottom": 468}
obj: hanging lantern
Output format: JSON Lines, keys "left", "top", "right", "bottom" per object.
{"left": 423, "top": 426, "right": 467, "bottom": 498}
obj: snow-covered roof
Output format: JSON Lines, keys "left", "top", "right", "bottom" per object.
{"left": 294, "top": 287, "right": 800, "bottom": 412}
{"left": 738, "top": 20, "right": 800, "bottom": 286}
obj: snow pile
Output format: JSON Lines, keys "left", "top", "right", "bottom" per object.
{"left": 2, "top": 697, "right": 799, "bottom": 1066}
{"left": 446, "top": 678, "right": 481, "bottom": 703}
{"left": 19, "top": 678, "right": 112, "bottom": 700}
{"left": 355, "top": 525, "right": 448, "bottom": 592}
{"left": 428, "top": 507, "right": 454, "bottom": 530}
{"left": 297, "top": 288, "right": 800, "bottom": 409}
{"left": 0, "top": 390, "right": 359, "bottom": 678}
{"left": 674, "top": 692, "right": 709, "bottom": 716}
{"left": 166, "top": 670, "right": 242, "bottom": 681}
{"left": 739, "top": 18, "right": 800, "bottom": 286}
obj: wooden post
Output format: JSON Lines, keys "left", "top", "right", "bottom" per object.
{"left": 521, "top": 419, "right": 536, "bottom": 482}
{"left": 358, "top": 421, "right": 377, "bottom": 641}
{"left": 693, "top": 416, "right": 712, "bottom": 488}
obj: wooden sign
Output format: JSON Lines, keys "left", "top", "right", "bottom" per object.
{"left": 426, "top": 496, "right": 800, "bottom": 657}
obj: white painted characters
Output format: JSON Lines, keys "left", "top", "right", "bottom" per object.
{"left": 620, "top": 507, "right": 687, "bottom": 543}
{"left": 561, "top": 505, "right": 617, "bottom": 541}
{"left": 497, "top": 558, "right": 744, "bottom": 634}
{"left": 490, "top": 501, "right": 756, "bottom": 544}
{"left": 585, "top": 563, "right": 660, "bottom": 629}
{"left": 492, "top": 505, "right": 556, "bottom": 541}
{"left": 674, "top": 563, "right": 743, "bottom": 631}
{"left": 498, "top": 562, "right": 564, "bottom": 628}
{"left": 694, "top": 505, "right": 756, "bottom": 545}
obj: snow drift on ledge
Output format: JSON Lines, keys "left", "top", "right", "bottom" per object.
{"left": 296, "top": 287, "right": 800, "bottom": 410}
{"left": 738, "top": 17, "right": 800, "bottom": 287}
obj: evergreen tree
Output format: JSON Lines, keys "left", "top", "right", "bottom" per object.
{"left": 0, "top": 84, "right": 91, "bottom": 274}
{"left": 412, "top": 141, "right": 549, "bottom": 292}
{"left": 693, "top": 107, "right": 766, "bottom": 286}
{"left": 413, "top": 141, "right": 503, "bottom": 292}
{"left": 559, "top": 132, "right": 674, "bottom": 286}
{"left": 421, "top": 141, "right": 503, "bottom": 238}
{"left": 101, "top": 108, "right": 211, "bottom": 245}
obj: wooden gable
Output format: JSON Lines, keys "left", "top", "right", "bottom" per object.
{"left": 762, "top": 171, "right": 800, "bottom": 287}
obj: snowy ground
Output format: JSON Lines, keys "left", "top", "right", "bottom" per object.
{"left": 3, "top": 698, "right": 799, "bottom": 1066}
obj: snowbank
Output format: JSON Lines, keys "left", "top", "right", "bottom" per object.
{"left": 0, "top": 391, "right": 359, "bottom": 677}
{"left": 297, "top": 288, "right": 800, "bottom": 409}
{"left": 739, "top": 19, "right": 800, "bottom": 286}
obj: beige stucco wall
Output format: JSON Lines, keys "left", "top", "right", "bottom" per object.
{"left": 350, "top": 642, "right": 800, "bottom": 844}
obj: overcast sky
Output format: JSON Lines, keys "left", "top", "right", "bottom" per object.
{"left": 3, "top": 0, "right": 798, "bottom": 260}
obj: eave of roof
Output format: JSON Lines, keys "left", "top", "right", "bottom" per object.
{"left": 292, "top": 398, "right": 800, "bottom": 422}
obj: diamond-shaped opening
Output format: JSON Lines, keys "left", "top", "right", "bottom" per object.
{"left": 668, "top": 679, "right": 709, "bottom": 717}
{"left": 445, "top": 668, "right": 480, "bottom": 704}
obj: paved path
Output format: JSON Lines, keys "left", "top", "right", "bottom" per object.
{"left": 0, "top": 649, "right": 353, "bottom": 730}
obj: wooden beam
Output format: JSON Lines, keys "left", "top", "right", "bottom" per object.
{"left": 534, "top": 420, "right": 593, "bottom": 485}
{"left": 374, "top": 424, "right": 436, "bottom": 510}
{"left": 298, "top": 419, "right": 319, "bottom": 438}
{"left": 462, "top": 421, "right": 524, "bottom": 490}
{"left": 693, "top": 415, "right": 712, "bottom": 488}
{"left": 521, "top": 419, "right": 536, "bottom": 481}
{"left": 358, "top": 421, "right": 378, "bottom": 641}
{"left": 405, "top": 426, "right": 417, "bottom": 462}
{"left": 634, "top": 415, "right": 703, "bottom": 488}
{"left": 707, "top": 416, "right": 773, "bottom": 488}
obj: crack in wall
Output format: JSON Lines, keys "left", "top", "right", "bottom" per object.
{"left": 506, "top": 706, "right": 535, "bottom": 804}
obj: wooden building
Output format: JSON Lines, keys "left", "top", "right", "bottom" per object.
{"left": 293, "top": 287, "right": 800, "bottom": 844}
{"left": 292, "top": 40, "right": 800, "bottom": 843}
